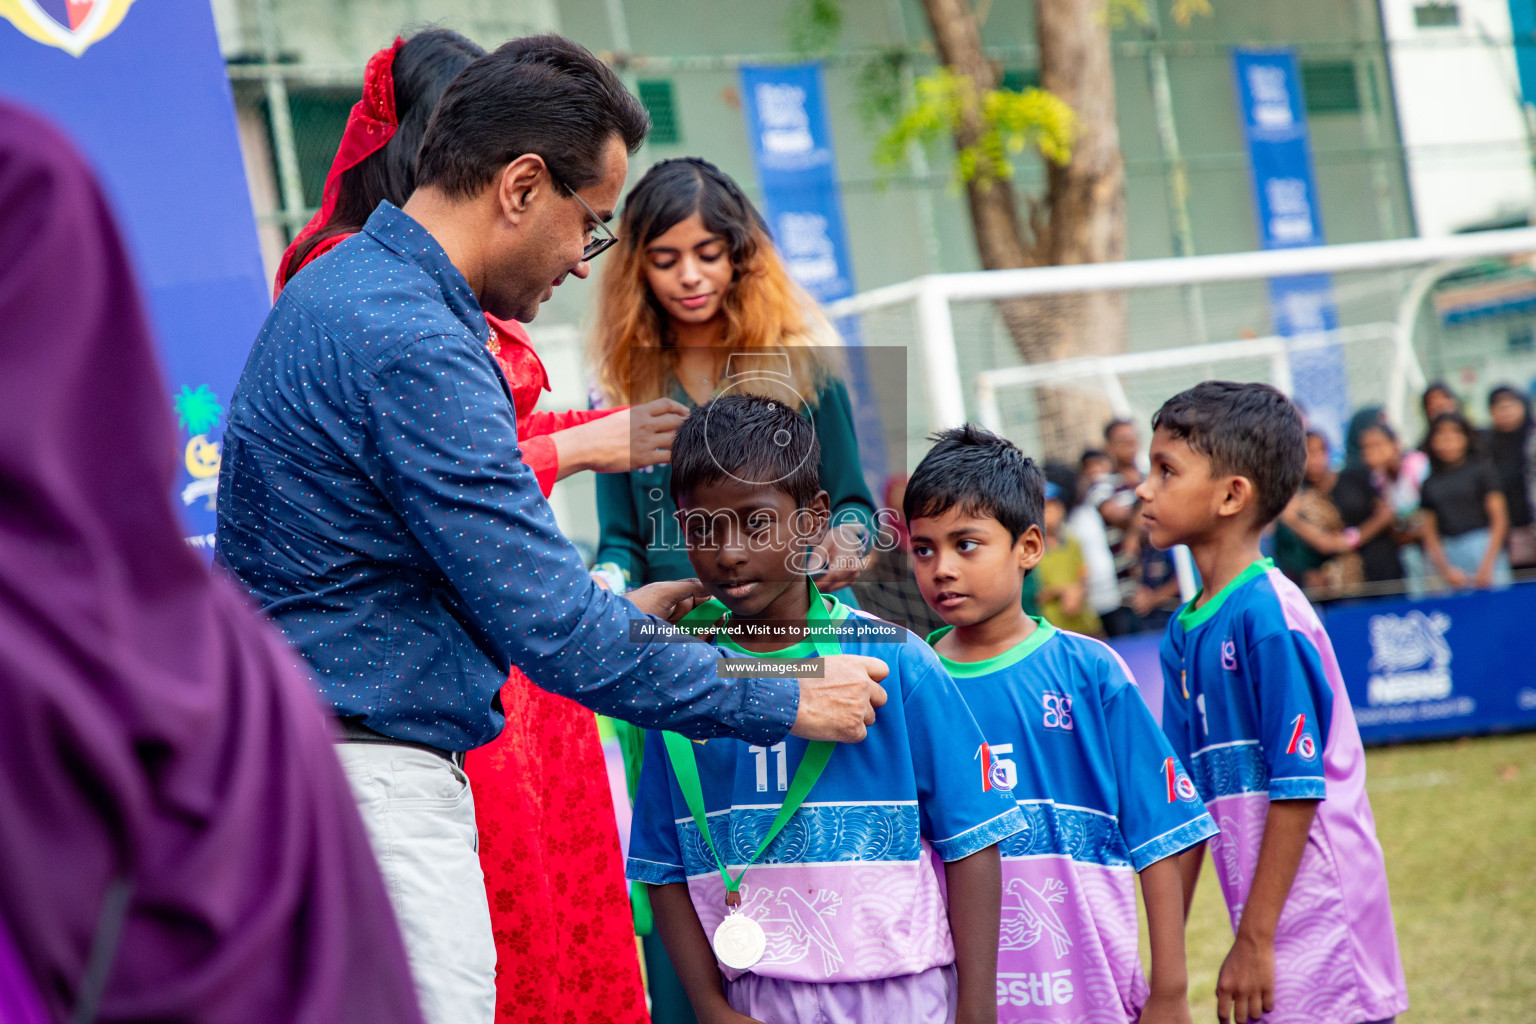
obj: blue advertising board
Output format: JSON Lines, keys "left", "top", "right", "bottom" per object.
{"left": 0, "top": 0, "right": 271, "bottom": 551}
{"left": 739, "top": 62, "right": 886, "bottom": 488}
{"left": 1325, "top": 583, "right": 1536, "bottom": 744}
{"left": 1112, "top": 584, "right": 1536, "bottom": 745}
{"left": 1233, "top": 48, "right": 1351, "bottom": 456}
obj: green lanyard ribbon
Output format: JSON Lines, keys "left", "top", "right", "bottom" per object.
{"left": 664, "top": 580, "right": 842, "bottom": 905}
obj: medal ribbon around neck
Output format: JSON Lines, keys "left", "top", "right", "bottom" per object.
{"left": 664, "top": 580, "right": 844, "bottom": 907}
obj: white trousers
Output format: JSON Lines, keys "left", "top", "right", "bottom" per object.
{"left": 335, "top": 742, "right": 496, "bottom": 1024}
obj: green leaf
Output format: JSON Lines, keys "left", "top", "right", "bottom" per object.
{"left": 786, "top": 0, "right": 844, "bottom": 55}
{"left": 874, "top": 69, "right": 1075, "bottom": 185}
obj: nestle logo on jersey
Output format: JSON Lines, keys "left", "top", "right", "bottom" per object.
{"left": 997, "top": 970, "right": 1073, "bottom": 1008}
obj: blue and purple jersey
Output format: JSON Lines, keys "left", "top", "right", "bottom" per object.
{"left": 626, "top": 600, "right": 1025, "bottom": 985}
{"left": 1160, "top": 558, "right": 1408, "bottom": 1024}
{"left": 935, "top": 619, "right": 1218, "bottom": 1023}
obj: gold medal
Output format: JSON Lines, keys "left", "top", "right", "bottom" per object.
{"left": 712, "top": 911, "right": 767, "bottom": 970}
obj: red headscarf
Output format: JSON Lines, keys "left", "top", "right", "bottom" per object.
{"left": 273, "top": 38, "right": 403, "bottom": 294}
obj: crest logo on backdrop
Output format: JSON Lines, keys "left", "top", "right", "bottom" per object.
{"left": 0, "top": 0, "right": 136, "bottom": 56}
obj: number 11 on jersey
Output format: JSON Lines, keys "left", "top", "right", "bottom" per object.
{"left": 748, "top": 742, "right": 788, "bottom": 792}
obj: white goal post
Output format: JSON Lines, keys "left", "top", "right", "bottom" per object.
{"left": 825, "top": 227, "right": 1536, "bottom": 455}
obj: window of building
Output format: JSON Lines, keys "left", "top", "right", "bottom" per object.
{"left": 638, "top": 79, "right": 680, "bottom": 146}
{"left": 1000, "top": 68, "right": 1041, "bottom": 93}
{"left": 1413, "top": 3, "right": 1461, "bottom": 29}
{"left": 1301, "top": 61, "right": 1361, "bottom": 115}
{"left": 266, "top": 88, "right": 357, "bottom": 212}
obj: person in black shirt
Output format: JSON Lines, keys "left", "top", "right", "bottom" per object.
{"left": 1483, "top": 385, "right": 1535, "bottom": 567}
{"left": 1332, "top": 409, "right": 1406, "bottom": 585}
{"left": 1420, "top": 412, "right": 1511, "bottom": 589}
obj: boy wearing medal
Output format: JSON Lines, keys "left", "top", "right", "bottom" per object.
{"left": 626, "top": 395, "right": 1025, "bottom": 1024}
{"left": 904, "top": 426, "right": 1218, "bottom": 1024}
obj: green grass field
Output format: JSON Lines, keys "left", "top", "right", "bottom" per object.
{"left": 1141, "top": 730, "right": 1536, "bottom": 1022}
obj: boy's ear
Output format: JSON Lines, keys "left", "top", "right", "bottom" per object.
{"left": 1016, "top": 523, "right": 1046, "bottom": 573}
{"left": 806, "top": 490, "right": 832, "bottom": 545}
{"left": 1217, "top": 474, "right": 1258, "bottom": 520}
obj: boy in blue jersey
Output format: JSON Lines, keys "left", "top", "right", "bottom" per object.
{"left": 1137, "top": 382, "right": 1408, "bottom": 1024}
{"left": 905, "top": 426, "right": 1218, "bottom": 1024}
{"left": 626, "top": 395, "right": 1025, "bottom": 1024}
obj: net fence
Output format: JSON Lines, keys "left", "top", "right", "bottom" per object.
{"left": 829, "top": 230, "right": 1536, "bottom": 471}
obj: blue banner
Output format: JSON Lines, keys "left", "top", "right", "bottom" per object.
{"left": 1233, "top": 48, "right": 1350, "bottom": 455}
{"left": 1114, "top": 584, "right": 1536, "bottom": 745}
{"left": 0, "top": 0, "right": 271, "bottom": 551}
{"left": 739, "top": 62, "right": 886, "bottom": 489}
{"left": 1325, "top": 584, "right": 1536, "bottom": 744}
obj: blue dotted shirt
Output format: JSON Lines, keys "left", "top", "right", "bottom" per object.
{"left": 214, "top": 202, "right": 798, "bottom": 751}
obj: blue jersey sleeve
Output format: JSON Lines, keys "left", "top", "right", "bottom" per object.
{"left": 1250, "top": 630, "right": 1332, "bottom": 800}
{"left": 625, "top": 730, "right": 688, "bottom": 885}
{"left": 901, "top": 645, "right": 1025, "bottom": 861}
{"left": 1101, "top": 656, "right": 1218, "bottom": 871}
{"left": 1158, "top": 632, "right": 1195, "bottom": 766}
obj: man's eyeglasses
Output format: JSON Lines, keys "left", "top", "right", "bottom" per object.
{"left": 549, "top": 170, "right": 618, "bottom": 262}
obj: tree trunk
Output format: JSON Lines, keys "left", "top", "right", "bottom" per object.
{"left": 918, "top": 0, "right": 1129, "bottom": 459}
{"left": 920, "top": 0, "right": 1031, "bottom": 274}
{"left": 1033, "top": 0, "right": 1129, "bottom": 456}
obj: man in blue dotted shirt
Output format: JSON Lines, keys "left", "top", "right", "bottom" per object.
{"left": 214, "top": 35, "right": 888, "bottom": 1024}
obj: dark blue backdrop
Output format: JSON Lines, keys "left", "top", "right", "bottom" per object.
{"left": 1111, "top": 582, "right": 1536, "bottom": 744}
{"left": 1, "top": 0, "right": 271, "bottom": 550}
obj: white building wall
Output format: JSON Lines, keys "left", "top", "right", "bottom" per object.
{"left": 1381, "top": 0, "right": 1536, "bottom": 234}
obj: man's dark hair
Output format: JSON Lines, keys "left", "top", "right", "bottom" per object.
{"left": 1042, "top": 462, "right": 1080, "bottom": 513}
{"left": 1104, "top": 418, "right": 1135, "bottom": 441}
{"left": 904, "top": 425, "right": 1044, "bottom": 542}
{"left": 1150, "top": 381, "right": 1305, "bottom": 527}
{"left": 670, "top": 394, "right": 822, "bottom": 507}
{"left": 415, "top": 34, "right": 649, "bottom": 199}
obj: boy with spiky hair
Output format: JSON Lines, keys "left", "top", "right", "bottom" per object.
{"left": 1137, "top": 382, "right": 1408, "bottom": 1024}
{"left": 627, "top": 395, "right": 1024, "bottom": 1024}
{"left": 906, "top": 424, "right": 1216, "bottom": 1024}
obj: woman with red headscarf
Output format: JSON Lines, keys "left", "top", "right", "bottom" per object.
{"left": 275, "top": 31, "right": 675, "bottom": 1024}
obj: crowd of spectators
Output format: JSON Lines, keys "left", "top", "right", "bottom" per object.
{"left": 1030, "top": 382, "right": 1535, "bottom": 637}
{"left": 1269, "top": 382, "right": 1533, "bottom": 600}
{"left": 859, "top": 382, "right": 1535, "bottom": 641}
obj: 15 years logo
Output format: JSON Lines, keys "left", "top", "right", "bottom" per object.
{"left": 1, "top": 0, "right": 137, "bottom": 57}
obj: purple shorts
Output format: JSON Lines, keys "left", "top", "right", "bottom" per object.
{"left": 726, "top": 964, "right": 957, "bottom": 1024}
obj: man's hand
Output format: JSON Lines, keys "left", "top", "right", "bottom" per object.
{"left": 625, "top": 578, "right": 710, "bottom": 622}
{"left": 1216, "top": 931, "right": 1274, "bottom": 1024}
{"left": 791, "top": 655, "right": 889, "bottom": 742}
{"left": 556, "top": 398, "right": 689, "bottom": 475}
{"left": 1131, "top": 584, "right": 1157, "bottom": 617}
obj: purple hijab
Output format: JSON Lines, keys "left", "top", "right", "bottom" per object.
{"left": 0, "top": 102, "right": 423, "bottom": 1023}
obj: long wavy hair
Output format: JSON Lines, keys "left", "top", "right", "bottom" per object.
{"left": 589, "top": 157, "right": 839, "bottom": 409}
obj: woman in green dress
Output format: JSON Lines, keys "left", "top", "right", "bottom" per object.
{"left": 586, "top": 158, "right": 875, "bottom": 1023}
{"left": 588, "top": 157, "right": 875, "bottom": 597}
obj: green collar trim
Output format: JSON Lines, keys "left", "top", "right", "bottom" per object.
{"left": 719, "top": 592, "right": 849, "bottom": 658}
{"left": 1177, "top": 557, "right": 1274, "bottom": 631}
{"left": 926, "top": 618, "right": 1056, "bottom": 678}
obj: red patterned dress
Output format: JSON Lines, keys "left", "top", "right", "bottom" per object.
{"left": 466, "top": 317, "right": 648, "bottom": 1024}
